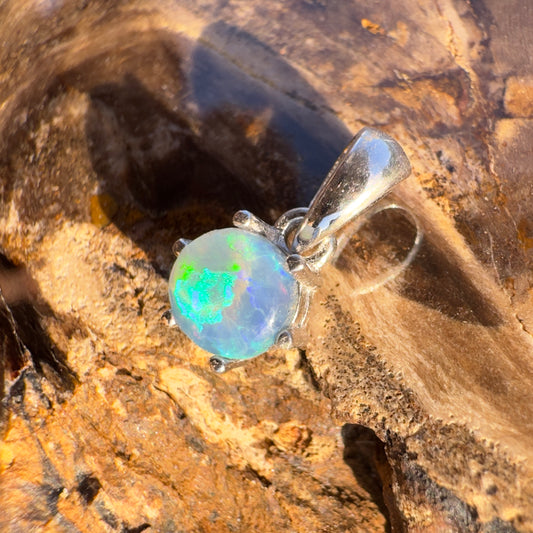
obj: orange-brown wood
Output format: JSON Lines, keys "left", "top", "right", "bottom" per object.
{"left": 0, "top": 1, "right": 532, "bottom": 531}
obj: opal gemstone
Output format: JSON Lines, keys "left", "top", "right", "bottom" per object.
{"left": 168, "top": 228, "right": 299, "bottom": 360}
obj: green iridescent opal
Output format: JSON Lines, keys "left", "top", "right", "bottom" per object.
{"left": 168, "top": 228, "right": 298, "bottom": 360}
{"left": 173, "top": 267, "right": 237, "bottom": 329}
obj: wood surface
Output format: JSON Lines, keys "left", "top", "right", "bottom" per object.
{"left": 0, "top": 0, "right": 532, "bottom": 531}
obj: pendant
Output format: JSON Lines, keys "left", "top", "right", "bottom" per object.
{"left": 167, "top": 127, "right": 411, "bottom": 372}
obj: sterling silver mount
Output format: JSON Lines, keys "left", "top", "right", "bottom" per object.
{"left": 169, "top": 127, "right": 412, "bottom": 373}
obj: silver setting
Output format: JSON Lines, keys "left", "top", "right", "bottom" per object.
{"left": 233, "top": 209, "right": 278, "bottom": 242}
{"left": 172, "top": 238, "right": 191, "bottom": 257}
{"left": 209, "top": 356, "right": 249, "bottom": 373}
{"left": 276, "top": 330, "right": 293, "bottom": 349}
{"left": 168, "top": 127, "right": 413, "bottom": 373}
{"left": 162, "top": 309, "right": 176, "bottom": 327}
{"left": 286, "top": 254, "right": 320, "bottom": 287}
{"left": 293, "top": 127, "right": 411, "bottom": 254}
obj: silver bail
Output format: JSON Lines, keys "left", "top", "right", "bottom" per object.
{"left": 293, "top": 127, "right": 411, "bottom": 254}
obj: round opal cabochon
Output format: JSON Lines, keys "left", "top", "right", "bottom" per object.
{"left": 168, "top": 228, "right": 299, "bottom": 360}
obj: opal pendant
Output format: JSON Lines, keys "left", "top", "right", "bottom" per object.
{"left": 167, "top": 127, "right": 412, "bottom": 372}
{"left": 168, "top": 228, "right": 299, "bottom": 360}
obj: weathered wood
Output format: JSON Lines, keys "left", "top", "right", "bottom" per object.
{"left": 0, "top": 1, "right": 532, "bottom": 531}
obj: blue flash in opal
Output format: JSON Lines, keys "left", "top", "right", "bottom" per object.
{"left": 168, "top": 228, "right": 299, "bottom": 360}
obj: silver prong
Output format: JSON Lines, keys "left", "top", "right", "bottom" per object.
{"left": 162, "top": 309, "right": 176, "bottom": 327}
{"left": 286, "top": 254, "right": 320, "bottom": 287}
{"left": 233, "top": 209, "right": 253, "bottom": 228}
{"left": 209, "top": 356, "right": 248, "bottom": 373}
{"left": 287, "top": 253, "right": 305, "bottom": 273}
{"left": 233, "top": 210, "right": 280, "bottom": 241}
{"left": 276, "top": 329, "right": 293, "bottom": 349}
{"left": 172, "top": 238, "right": 191, "bottom": 257}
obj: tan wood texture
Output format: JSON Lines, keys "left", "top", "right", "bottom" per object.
{"left": 0, "top": 1, "right": 532, "bottom": 531}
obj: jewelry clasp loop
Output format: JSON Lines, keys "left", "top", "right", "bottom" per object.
{"left": 292, "top": 127, "right": 411, "bottom": 254}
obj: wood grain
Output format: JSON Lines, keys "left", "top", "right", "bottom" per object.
{"left": 0, "top": 1, "right": 532, "bottom": 531}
